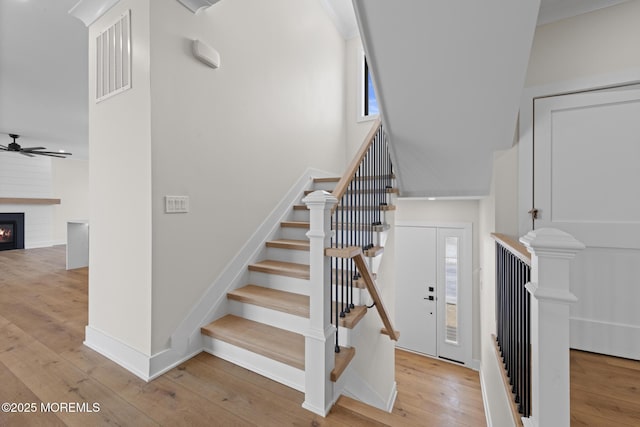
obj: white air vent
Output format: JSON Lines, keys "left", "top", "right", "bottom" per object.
{"left": 96, "top": 10, "right": 131, "bottom": 102}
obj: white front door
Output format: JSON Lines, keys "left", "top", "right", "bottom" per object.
{"left": 395, "top": 226, "right": 437, "bottom": 356}
{"left": 534, "top": 87, "right": 640, "bottom": 359}
{"left": 395, "top": 224, "right": 472, "bottom": 365}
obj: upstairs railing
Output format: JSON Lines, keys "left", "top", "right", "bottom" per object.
{"left": 492, "top": 233, "right": 532, "bottom": 420}
{"left": 329, "top": 118, "right": 398, "bottom": 352}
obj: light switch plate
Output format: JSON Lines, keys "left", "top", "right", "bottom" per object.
{"left": 165, "top": 196, "right": 189, "bottom": 213}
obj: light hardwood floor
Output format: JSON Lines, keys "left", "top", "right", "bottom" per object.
{"left": 0, "top": 246, "right": 488, "bottom": 426}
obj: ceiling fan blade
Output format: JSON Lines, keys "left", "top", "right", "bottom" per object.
{"left": 19, "top": 151, "right": 35, "bottom": 158}
{"left": 21, "top": 147, "right": 47, "bottom": 151}
{"left": 0, "top": 144, "right": 7, "bottom": 149}
{"left": 31, "top": 152, "right": 70, "bottom": 158}
{"left": 31, "top": 151, "right": 72, "bottom": 156}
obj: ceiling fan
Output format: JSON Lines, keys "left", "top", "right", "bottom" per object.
{"left": 0, "top": 134, "right": 71, "bottom": 158}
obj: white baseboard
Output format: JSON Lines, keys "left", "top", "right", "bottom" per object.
{"left": 25, "top": 240, "right": 55, "bottom": 249}
{"left": 84, "top": 325, "right": 152, "bottom": 381}
{"left": 479, "top": 365, "right": 494, "bottom": 427}
{"left": 470, "top": 358, "right": 481, "bottom": 371}
{"left": 571, "top": 317, "right": 640, "bottom": 360}
{"left": 342, "top": 370, "right": 397, "bottom": 413}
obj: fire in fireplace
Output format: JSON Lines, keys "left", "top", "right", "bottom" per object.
{"left": 0, "top": 213, "right": 24, "bottom": 251}
{"left": 0, "top": 223, "right": 14, "bottom": 243}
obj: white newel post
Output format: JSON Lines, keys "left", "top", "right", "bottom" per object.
{"left": 520, "top": 228, "right": 585, "bottom": 427}
{"left": 302, "top": 190, "right": 337, "bottom": 416}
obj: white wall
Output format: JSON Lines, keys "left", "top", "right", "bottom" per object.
{"left": 525, "top": 0, "right": 640, "bottom": 87}
{"left": 395, "top": 198, "right": 481, "bottom": 363}
{"left": 52, "top": 158, "right": 89, "bottom": 244}
{"left": 88, "top": 0, "right": 153, "bottom": 355}
{"left": 148, "top": 0, "right": 347, "bottom": 353}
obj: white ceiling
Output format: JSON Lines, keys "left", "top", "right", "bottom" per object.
{"left": 0, "top": 0, "right": 629, "bottom": 162}
{"left": 0, "top": 0, "right": 88, "bottom": 159}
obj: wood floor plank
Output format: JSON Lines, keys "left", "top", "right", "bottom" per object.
{"left": 0, "top": 359, "right": 66, "bottom": 427}
{"left": 0, "top": 322, "right": 158, "bottom": 427}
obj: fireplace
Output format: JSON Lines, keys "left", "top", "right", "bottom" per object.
{"left": 0, "top": 213, "right": 24, "bottom": 251}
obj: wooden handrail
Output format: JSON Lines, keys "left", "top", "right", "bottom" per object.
{"left": 331, "top": 117, "right": 382, "bottom": 204}
{"left": 491, "top": 233, "right": 531, "bottom": 266}
{"left": 353, "top": 252, "right": 399, "bottom": 341}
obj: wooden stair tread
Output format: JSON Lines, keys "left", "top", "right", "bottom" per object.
{"left": 313, "top": 177, "right": 341, "bottom": 183}
{"left": 333, "top": 269, "right": 376, "bottom": 289}
{"left": 334, "top": 305, "right": 367, "bottom": 329}
{"left": 364, "top": 245, "right": 384, "bottom": 257}
{"left": 228, "top": 285, "right": 309, "bottom": 318}
{"left": 201, "top": 315, "right": 304, "bottom": 370}
{"left": 281, "top": 221, "right": 310, "bottom": 229}
{"left": 335, "top": 395, "right": 397, "bottom": 424}
{"left": 305, "top": 187, "right": 398, "bottom": 196}
{"left": 333, "top": 223, "right": 390, "bottom": 232}
{"left": 266, "top": 239, "right": 309, "bottom": 251}
{"left": 248, "top": 260, "right": 310, "bottom": 279}
{"left": 331, "top": 346, "right": 356, "bottom": 382}
{"left": 334, "top": 205, "right": 396, "bottom": 211}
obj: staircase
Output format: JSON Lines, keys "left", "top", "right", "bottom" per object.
{"left": 200, "top": 119, "right": 398, "bottom": 415}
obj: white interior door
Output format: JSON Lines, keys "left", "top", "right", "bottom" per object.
{"left": 395, "top": 226, "right": 437, "bottom": 356}
{"left": 534, "top": 87, "right": 640, "bottom": 359}
{"left": 395, "top": 224, "right": 472, "bottom": 365}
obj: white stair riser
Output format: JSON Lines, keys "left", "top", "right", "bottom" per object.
{"left": 266, "top": 247, "right": 309, "bottom": 265}
{"left": 332, "top": 286, "right": 366, "bottom": 306}
{"left": 332, "top": 230, "right": 385, "bottom": 248}
{"left": 311, "top": 182, "right": 337, "bottom": 192}
{"left": 280, "top": 227, "right": 309, "bottom": 241}
{"left": 249, "top": 271, "right": 310, "bottom": 295}
{"left": 228, "top": 300, "right": 309, "bottom": 335}
{"left": 202, "top": 337, "right": 305, "bottom": 392}
{"left": 291, "top": 209, "right": 310, "bottom": 222}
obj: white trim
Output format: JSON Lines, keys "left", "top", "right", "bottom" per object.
{"left": 176, "top": 0, "right": 220, "bottom": 14}
{"left": 68, "top": 0, "right": 120, "bottom": 27}
{"left": 357, "top": 48, "right": 380, "bottom": 123}
{"left": 470, "top": 358, "right": 481, "bottom": 371}
{"left": 570, "top": 317, "right": 640, "bottom": 361}
{"left": 479, "top": 366, "right": 494, "bottom": 427}
{"left": 342, "top": 370, "right": 398, "bottom": 412}
{"left": 84, "top": 325, "right": 151, "bottom": 381}
{"left": 202, "top": 338, "right": 305, "bottom": 392}
{"left": 24, "top": 240, "right": 56, "bottom": 249}
{"left": 525, "top": 282, "right": 578, "bottom": 303}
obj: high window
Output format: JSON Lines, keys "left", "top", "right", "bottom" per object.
{"left": 362, "top": 56, "right": 379, "bottom": 118}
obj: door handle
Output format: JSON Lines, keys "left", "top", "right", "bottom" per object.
{"left": 423, "top": 296, "right": 434, "bottom": 301}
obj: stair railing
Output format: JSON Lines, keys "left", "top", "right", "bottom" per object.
{"left": 492, "top": 233, "right": 532, "bottom": 420}
{"left": 301, "top": 118, "right": 397, "bottom": 415}
{"left": 329, "top": 118, "right": 398, "bottom": 352}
